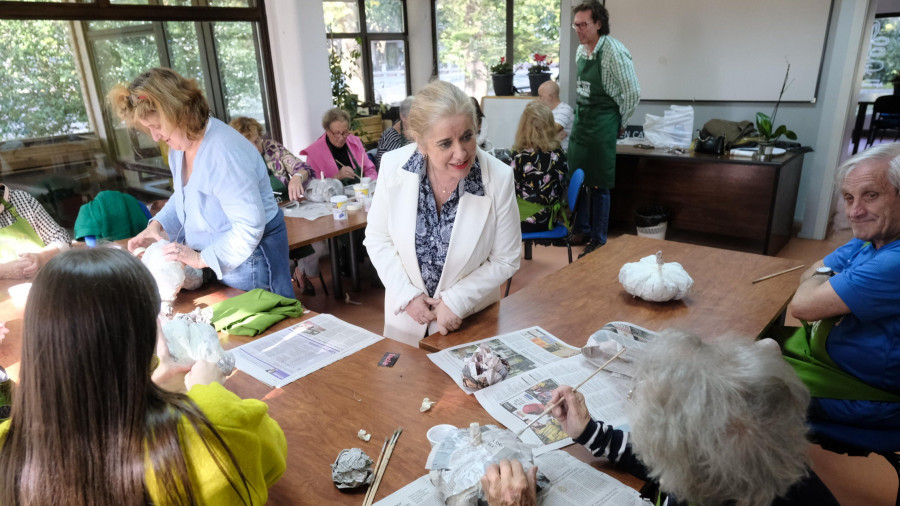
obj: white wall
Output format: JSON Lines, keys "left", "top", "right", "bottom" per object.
{"left": 266, "top": 0, "right": 332, "bottom": 152}
{"left": 407, "top": 0, "right": 434, "bottom": 93}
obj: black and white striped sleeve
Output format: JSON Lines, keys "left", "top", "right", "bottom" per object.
{"left": 573, "top": 418, "right": 652, "bottom": 481}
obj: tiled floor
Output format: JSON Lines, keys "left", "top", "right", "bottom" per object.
{"left": 296, "top": 228, "right": 853, "bottom": 336}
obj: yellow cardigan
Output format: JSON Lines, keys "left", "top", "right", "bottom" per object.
{"left": 0, "top": 382, "right": 287, "bottom": 505}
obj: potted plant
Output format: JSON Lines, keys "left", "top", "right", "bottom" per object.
{"left": 527, "top": 53, "right": 552, "bottom": 96}
{"left": 755, "top": 63, "right": 797, "bottom": 159}
{"left": 490, "top": 57, "right": 514, "bottom": 96}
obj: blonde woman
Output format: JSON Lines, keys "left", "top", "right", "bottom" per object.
{"left": 511, "top": 101, "right": 568, "bottom": 233}
{"left": 365, "top": 81, "right": 520, "bottom": 346}
{"left": 229, "top": 116, "right": 312, "bottom": 202}
{"left": 109, "top": 68, "right": 293, "bottom": 298}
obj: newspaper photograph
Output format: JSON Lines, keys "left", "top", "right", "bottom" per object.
{"left": 374, "top": 450, "right": 644, "bottom": 506}
{"left": 232, "top": 313, "right": 382, "bottom": 388}
{"left": 474, "top": 354, "right": 631, "bottom": 455}
{"left": 427, "top": 327, "right": 581, "bottom": 394}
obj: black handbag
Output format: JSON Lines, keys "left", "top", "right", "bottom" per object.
{"left": 693, "top": 130, "right": 725, "bottom": 155}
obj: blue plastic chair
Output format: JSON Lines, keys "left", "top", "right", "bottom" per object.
{"left": 85, "top": 201, "right": 152, "bottom": 247}
{"left": 809, "top": 419, "right": 900, "bottom": 454}
{"left": 505, "top": 169, "right": 584, "bottom": 296}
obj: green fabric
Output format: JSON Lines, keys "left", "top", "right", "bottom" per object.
{"left": 783, "top": 322, "right": 900, "bottom": 402}
{"left": 516, "top": 197, "right": 568, "bottom": 231}
{"left": 268, "top": 173, "right": 288, "bottom": 202}
{"left": 0, "top": 197, "right": 46, "bottom": 262}
{"left": 211, "top": 288, "right": 303, "bottom": 336}
{"left": 568, "top": 43, "right": 621, "bottom": 189}
{"left": 73, "top": 191, "right": 149, "bottom": 241}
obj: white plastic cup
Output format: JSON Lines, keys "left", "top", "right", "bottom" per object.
{"left": 427, "top": 424, "right": 457, "bottom": 446}
{"left": 360, "top": 177, "right": 372, "bottom": 186}
{"left": 330, "top": 195, "right": 349, "bottom": 220}
{"left": 353, "top": 183, "right": 369, "bottom": 200}
{"left": 363, "top": 196, "right": 373, "bottom": 213}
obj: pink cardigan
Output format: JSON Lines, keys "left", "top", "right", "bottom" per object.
{"left": 300, "top": 133, "right": 377, "bottom": 181}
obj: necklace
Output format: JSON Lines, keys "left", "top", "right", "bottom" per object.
{"left": 428, "top": 168, "right": 457, "bottom": 195}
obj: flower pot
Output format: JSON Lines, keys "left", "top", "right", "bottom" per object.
{"left": 757, "top": 142, "right": 774, "bottom": 161}
{"left": 492, "top": 73, "right": 514, "bottom": 96}
{"left": 528, "top": 72, "right": 551, "bottom": 96}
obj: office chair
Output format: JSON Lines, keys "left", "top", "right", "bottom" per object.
{"left": 865, "top": 95, "right": 900, "bottom": 148}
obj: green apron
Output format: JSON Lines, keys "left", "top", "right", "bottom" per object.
{"left": 568, "top": 39, "right": 621, "bottom": 189}
{"left": 0, "top": 197, "right": 46, "bottom": 263}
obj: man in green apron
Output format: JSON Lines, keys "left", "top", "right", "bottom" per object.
{"left": 568, "top": 1, "right": 640, "bottom": 257}
{"left": 0, "top": 185, "right": 70, "bottom": 279}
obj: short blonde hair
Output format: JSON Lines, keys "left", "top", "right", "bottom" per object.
{"left": 408, "top": 81, "right": 477, "bottom": 145}
{"left": 107, "top": 68, "right": 209, "bottom": 141}
{"left": 229, "top": 116, "right": 264, "bottom": 140}
{"left": 322, "top": 108, "right": 352, "bottom": 131}
{"left": 513, "top": 101, "right": 560, "bottom": 152}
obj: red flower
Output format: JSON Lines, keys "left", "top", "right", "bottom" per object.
{"left": 500, "top": 57, "right": 505, "bottom": 63}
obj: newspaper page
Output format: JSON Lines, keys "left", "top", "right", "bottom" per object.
{"left": 374, "top": 450, "right": 645, "bottom": 506}
{"left": 583, "top": 321, "right": 659, "bottom": 378}
{"left": 473, "top": 354, "right": 631, "bottom": 455}
{"left": 427, "top": 327, "right": 581, "bottom": 394}
{"left": 232, "top": 313, "right": 383, "bottom": 388}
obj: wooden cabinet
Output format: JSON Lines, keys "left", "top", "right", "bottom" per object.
{"left": 609, "top": 146, "right": 804, "bottom": 255}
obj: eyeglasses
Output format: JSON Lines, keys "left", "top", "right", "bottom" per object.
{"left": 328, "top": 129, "right": 351, "bottom": 138}
{"left": 572, "top": 22, "right": 591, "bottom": 30}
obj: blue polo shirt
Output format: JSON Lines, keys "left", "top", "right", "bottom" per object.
{"left": 818, "top": 237, "right": 900, "bottom": 426}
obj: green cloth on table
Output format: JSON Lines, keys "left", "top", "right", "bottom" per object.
{"left": 782, "top": 320, "right": 900, "bottom": 402}
{"left": 73, "top": 190, "right": 149, "bottom": 241}
{"left": 211, "top": 288, "right": 303, "bottom": 336}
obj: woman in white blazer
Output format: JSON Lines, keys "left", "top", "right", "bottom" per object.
{"left": 364, "top": 81, "right": 521, "bottom": 346}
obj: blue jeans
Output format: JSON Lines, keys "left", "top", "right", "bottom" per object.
{"left": 574, "top": 187, "right": 610, "bottom": 245}
{"left": 221, "top": 209, "right": 294, "bottom": 299}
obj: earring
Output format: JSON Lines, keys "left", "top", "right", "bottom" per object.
{"left": 150, "top": 354, "right": 160, "bottom": 373}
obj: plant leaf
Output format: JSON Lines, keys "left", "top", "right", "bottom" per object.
{"left": 785, "top": 130, "right": 798, "bottom": 140}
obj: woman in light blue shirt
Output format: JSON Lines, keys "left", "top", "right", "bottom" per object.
{"left": 110, "top": 68, "right": 293, "bottom": 298}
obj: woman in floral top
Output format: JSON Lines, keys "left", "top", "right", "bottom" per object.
{"left": 511, "top": 101, "right": 568, "bottom": 233}
{"left": 229, "top": 117, "right": 313, "bottom": 202}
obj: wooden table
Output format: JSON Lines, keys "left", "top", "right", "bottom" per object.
{"left": 0, "top": 280, "right": 641, "bottom": 504}
{"left": 284, "top": 210, "right": 368, "bottom": 297}
{"left": 420, "top": 234, "right": 803, "bottom": 352}
{"left": 612, "top": 145, "right": 804, "bottom": 255}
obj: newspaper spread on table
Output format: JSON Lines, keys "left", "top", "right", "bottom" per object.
{"left": 281, "top": 201, "right": 333, "bottom": 220}
{"left": 426, "top": 326, "right": 581, "bottom": 394}
{"left": 471, "top": 322, "right": 660, "bottom": 455}
{"left": 373, "top": 449, "right": 645, "bottom": 506}
{"left": 232, "top": 313, "right": 382, "bottom": 388}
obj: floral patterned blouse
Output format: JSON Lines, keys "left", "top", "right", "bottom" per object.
{"left": 510, "top": 148, "right": 568, "bottom": 228}
{"left": 402, "top": 151, "right": 485, "bottom": 298}
{"left": 260, "top": 138, "right": 314, "bottom": 185}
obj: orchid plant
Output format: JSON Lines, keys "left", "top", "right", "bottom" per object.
{"left": 756, "top": 63, "right": 797, "bottom": 143}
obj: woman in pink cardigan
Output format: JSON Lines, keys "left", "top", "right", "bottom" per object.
{"left": 301, "top": 108, "right": 377, "bottom": 185}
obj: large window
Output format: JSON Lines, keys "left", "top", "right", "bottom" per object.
{"left": 0, "top": 1, "right": 276, "bottom": 227}
{"left": 323, "top": 0, "right": 411, "bottom": 105}
{"left": 434, "top": 0, "right": 559, "bottom": 100}
{"left": 862, "top": 15, "right": 900, "bottom": 92}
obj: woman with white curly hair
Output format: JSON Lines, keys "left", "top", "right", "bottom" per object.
{"left": 481, "top": 331, "right": 840, "bottom": 506}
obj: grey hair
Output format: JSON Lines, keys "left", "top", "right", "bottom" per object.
{"left": 407, "top": 81, "right": 477, "bottom": 145}
{"left": 834, "top": 142, "right": 900, "bottom": 192}
{"left": 399, "top": 96, "right": 415, "bottom": 118}
{"left": 627, "top": 330, "right": 810, "bottom": 506}
{"left": 321, "top": 107, "right": 352, "bottom": 130}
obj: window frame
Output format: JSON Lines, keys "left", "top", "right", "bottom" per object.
{"left": 0, "top": 0, "right": 281, "bottom": 141}
{"left": 325, "top": 0, "right": 412, "bottom": 105}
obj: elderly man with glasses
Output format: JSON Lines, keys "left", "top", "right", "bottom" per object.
{"left": 568, "top": 0, "right": 640, "bottom": 258}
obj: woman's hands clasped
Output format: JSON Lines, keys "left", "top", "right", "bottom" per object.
{"left": 404, "top": 294, "right": 462, "bottom": 335}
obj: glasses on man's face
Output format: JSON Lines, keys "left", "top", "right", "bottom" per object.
{"left": 329, "top": 130, "right": 351, "bottom": 138}
{"left": 572, "top": 22, "right": 590, "bottom": 30}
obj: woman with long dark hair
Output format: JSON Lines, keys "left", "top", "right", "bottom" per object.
{"left": 0, "top": 248, "right": 286, "bottom": 505}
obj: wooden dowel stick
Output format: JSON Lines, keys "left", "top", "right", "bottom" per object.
{"left": 516, "top": 347, "right": 626, "bottom": 438}
{"left": 363, "top": 427, "right": 402, "bottom": 506}
{"left": 751, "top": 264, "right": 804, "bottom": 284}
{"left": 362, "top": 437, "right": 389, "bottom": 506}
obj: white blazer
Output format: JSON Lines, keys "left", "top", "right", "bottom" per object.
{"left": 364, "top": 143, "right": 521, "bottom": 346}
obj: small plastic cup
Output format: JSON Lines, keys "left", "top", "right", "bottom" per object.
{"left": 363, "top": 196, "right": 373, "bottom": 213}
{"left": 330, "top": 195, "right": 349, "bottom": 221}
{"left": 353, "top": 183, "right": 369, "bottom": 200}
{"left": 360, "top": 177, "right": 372, "bottom": 186}
{"left": 427, "top": 424, "right": 457, "bottom": 446}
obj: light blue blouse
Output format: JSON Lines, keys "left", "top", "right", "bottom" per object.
{"left": 153, "top": 117, "right": 279, "bottom": 278}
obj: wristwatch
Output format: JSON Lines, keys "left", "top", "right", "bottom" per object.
{"left": 813, "top": 266, "right": 834, "bottom": 277}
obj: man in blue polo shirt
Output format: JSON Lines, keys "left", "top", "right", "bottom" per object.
{"left": 784, "top": 143, "right": 900, "bottom": 448}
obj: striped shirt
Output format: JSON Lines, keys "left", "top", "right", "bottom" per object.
{"left": 375, "top": 122, "right": 410, "bottom": 169}
{"left": 576, "top": 36, "right": 640, "bottom": 128}
{"left": 0, "top": 186, "right": 71, "bottom": 251}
